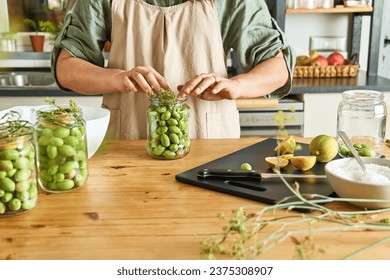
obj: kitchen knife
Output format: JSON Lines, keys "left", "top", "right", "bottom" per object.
{"left": 197, "top": 168, "right": 327, "bottom": 180}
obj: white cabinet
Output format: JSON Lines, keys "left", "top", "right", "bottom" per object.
{"left": 303, "top": 91, "right": 390, "bottom": 138}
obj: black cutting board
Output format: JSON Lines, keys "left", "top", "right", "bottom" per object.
{"left": 175, "top": 138, "right": 337, "bottom": 210}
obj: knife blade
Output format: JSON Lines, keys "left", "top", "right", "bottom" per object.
{"left": 197, "top": 168, "right": 327, "bottom": 180}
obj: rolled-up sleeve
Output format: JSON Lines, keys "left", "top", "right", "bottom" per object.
{"left": 218, "top": 0, "right": 296, "bottom": 98}
{"left": 51, "top": 0, "right": 111, "bottom": 91}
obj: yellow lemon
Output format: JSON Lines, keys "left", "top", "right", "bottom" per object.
{"left": 265, "top": 157, "right": 289, "bottom": 169}
{"left": 274, "top": 136, "right": 296, "bottom": 155}
{"left": 309, "top": 135, "right": 338, "bottom": 163}
{"left": 278, "top": 153, "right": 294, "bottom": 160}
{"left": 290, "top": 156, "right": 316, "bottom": 171}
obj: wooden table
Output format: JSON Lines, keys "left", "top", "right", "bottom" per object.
{"left": 1, "top": 137, "right": 390, "bottom": 260}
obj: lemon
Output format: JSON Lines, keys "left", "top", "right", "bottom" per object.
{"left": 309, "top": 135, "right": 338, "bottom": 163}
{"left": 290, "top": 156, "right": 316, "bottom": 171}
{"left": 278, "top": 153, "right": 294, "bottom": 160}
{"left": 265, "top": 157, "right": 289, "bottom": 169}
{"left": 274, "top": 136, "right": 296, "bottom": 155}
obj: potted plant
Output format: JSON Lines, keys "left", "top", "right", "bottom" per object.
{"left": 23, "top": 18, "right": 57, "bottom": 52}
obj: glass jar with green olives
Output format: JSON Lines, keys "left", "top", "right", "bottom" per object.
{"left": 0, "top": 114, "right": 38, "bottom": 216}
{"left": 147, "top": 91, "right": 190, "bottom": 160}
{"left": 35, "top": 104, "right": 88, "bottom": 193}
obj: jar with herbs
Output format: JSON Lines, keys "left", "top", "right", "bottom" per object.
{"left": 0, "top": 112, "right": 38, "bottom": 216}
{"left": 146, "top": 89, "right": 190, "bottom": 160}
{"left": 35, "top": 100, "right": 89, "bottom": 193}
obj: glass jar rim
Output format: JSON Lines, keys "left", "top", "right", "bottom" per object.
{"left": 148, "top": 95, "right": 187, "bottom": 105}
{"left": 0, "top": 120, "right": 34, "bottom": 141}
{"left": 0, "top": 129, "right": 34, "bottom": 149}
{"left": 342, "top": 90, "right": 384, "bottom": 99}
{"left": 36, "top": 104, "right": 83, "bottom": 115}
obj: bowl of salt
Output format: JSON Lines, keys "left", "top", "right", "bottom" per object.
{"left": 325, "top": 157, "right": 390, "bottom": 209}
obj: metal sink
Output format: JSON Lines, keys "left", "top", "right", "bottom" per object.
{"left": 0, "top": 72, "right": 57, "bottom": 87}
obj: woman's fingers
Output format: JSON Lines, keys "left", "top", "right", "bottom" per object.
{"left": 178, "top": 73, "right": 222, "bottom": 97}
{"left": 125, "top": 66, "right": 170, "bottom": 95}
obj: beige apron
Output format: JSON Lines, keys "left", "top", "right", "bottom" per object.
{"left": 103, "top": 0, "right": 240, "bottom": 140}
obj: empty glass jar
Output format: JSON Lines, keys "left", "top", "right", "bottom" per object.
{"left": 337, "top": 90, "right": 387, "bottom": 157}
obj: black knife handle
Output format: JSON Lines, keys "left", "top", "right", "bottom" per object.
{"left": 197, "top": 169, "right": 261, "bottom": 180}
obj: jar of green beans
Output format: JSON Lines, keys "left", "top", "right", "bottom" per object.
{"left": 147, "top": 89, "right": 190, "bottom": 160}
{"left": 0, "top": 112, "right": 38, "bottom": 216}
{"left": 35, "top": 100, "right": 88, "bottom": 193}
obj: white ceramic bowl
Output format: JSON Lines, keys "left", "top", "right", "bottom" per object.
{"left": 0, "top": 105, "right": 110, "bottom": 159}
{"left": 79, "top": 105, "right": 110, "bottom": 158}
{"left": 325, "top": 157, "right": 390, "bottom": 209}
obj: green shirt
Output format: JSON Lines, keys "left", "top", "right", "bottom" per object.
{"left": 52, "top": 0, "right": 295, "bottom": 97}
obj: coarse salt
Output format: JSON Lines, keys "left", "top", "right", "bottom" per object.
{"left": 331, "top": 161, "right": 390, "bottom": 185}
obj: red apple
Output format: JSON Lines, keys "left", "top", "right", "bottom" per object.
{"left": 312, "top": 55, "right": 328, "bottom": 66}
{"left": 327, "top": 52, "right": 345, "bottom": 65}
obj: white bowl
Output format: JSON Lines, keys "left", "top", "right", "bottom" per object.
{"left": 0, "top": 105, "right": 110, "bottom": 159}
{"left": 325, "top": 157, "right": 390, "bottom": 209}
{"left": 79, "top": 105, "right": 110, "bottom": 158}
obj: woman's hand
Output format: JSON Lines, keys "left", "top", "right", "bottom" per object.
{"left": 112, "top": 66, "right": 170, "bottom": 95}
{"left": 177, "top": 73, "right": 242, "bottom": 101}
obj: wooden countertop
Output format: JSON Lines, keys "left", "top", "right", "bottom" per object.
{"left": 1, "top": 137, "right": 390, "bottom": 260}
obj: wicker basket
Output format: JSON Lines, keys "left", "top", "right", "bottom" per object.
{"left": 293, "top": 62, "right": 360, "bottom": 78}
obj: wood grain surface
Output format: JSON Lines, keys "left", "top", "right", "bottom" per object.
{"left": 1, "top": 137, "right": 390, "bottom": 260}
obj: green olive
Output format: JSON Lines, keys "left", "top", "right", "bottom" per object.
{"left": 240, "top": 163, "right": 252, "bottom": 171}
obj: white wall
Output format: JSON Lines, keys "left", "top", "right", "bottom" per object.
{"left": 303, "top": 91, "right": 390, "bottom": 138}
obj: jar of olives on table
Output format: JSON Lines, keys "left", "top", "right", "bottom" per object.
{"left": 147, "top": 89, "right": 190, "bottom": 160}
{"left": 35, "top": 101, "right": 88, "bottom": 193}
{"left": 0, "top": 112, "right": 38, "bottom": 216}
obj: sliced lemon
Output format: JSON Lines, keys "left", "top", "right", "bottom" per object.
{"left": 278, "top": 153, "right": 294, "bottom": 160}
{"left": 290, "top": 156, "right": 316, "bottom": 171}
{"left": 265, "top": 157, "right": 289, "bottom": 169}
{"left": 274, "top": 136, "right": 296, "bottom": 155}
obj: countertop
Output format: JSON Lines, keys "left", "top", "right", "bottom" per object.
{"left": 290, "top": 71, "right": 390, "bottom": 93}
{"left": 1, "top": 137, "right": 390, "bottom": 260}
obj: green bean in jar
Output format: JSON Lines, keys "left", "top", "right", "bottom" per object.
{"left": 147, "top": 89, "right": 190, "bottom": 160}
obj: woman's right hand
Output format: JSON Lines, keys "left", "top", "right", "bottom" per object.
{"left": 112, "top": 66, "right": 170, "bottom": 95}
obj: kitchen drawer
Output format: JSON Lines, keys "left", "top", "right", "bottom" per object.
{"left": 239, "top": 111, "right": 304, "bottom": 127}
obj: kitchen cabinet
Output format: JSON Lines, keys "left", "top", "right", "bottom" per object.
{"left": 266, "top": 0, "right": 385, "bottom": 76}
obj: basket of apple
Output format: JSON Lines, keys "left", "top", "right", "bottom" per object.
{"left": 294, "top": 51, "right": 360, "bottom": 78}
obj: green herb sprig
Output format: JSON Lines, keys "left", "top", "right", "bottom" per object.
{"left": 37, "top": 98, "right": 82, "bottom": 126}
{"left": 150, "top": 89, "right": 177, "bottom": 104}
{"left": 0, "top": 111, "right": 32, "bottom": 139}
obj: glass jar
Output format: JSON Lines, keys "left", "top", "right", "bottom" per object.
{"left": 146, "top": 96, "right": 190, "bottom": 159}
{"left": 0, "top": 119, "right": 38, "bottom": 216}
{"left": 337, "top": 90, "right": 387, "bottom": 157}
{"left": 35, "top": 106, "right": 89, "bottom": 193}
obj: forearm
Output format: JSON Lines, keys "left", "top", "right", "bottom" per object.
{"left": 56, "top": 49, "right": 123, "bottom": 95}
{"left": 232, "top": 52, "right": 289, "bottom": 99}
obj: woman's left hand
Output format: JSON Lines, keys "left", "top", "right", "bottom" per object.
{"left": 177, "top": 73, "right": 242, "bottom": 101}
